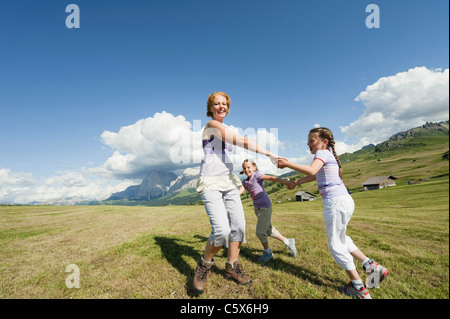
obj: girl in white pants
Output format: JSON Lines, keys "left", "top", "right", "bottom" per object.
{"left": 278, "top": 127, "right": 389, "bottom": 299}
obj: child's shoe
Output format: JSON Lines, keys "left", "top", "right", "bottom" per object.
{"left": 258, "top": 249, "right": 274, "bottom": 263}
{"left": 364, "top": 260, "right": 389, "bottom": 289}
{"left": 339, "top": 281, "right": 372, "bottom": 299}
{"left": 285, "top": 238, "right": 297, "bottom": 257}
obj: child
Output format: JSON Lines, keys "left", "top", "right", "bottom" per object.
{"left": 278, "top": 127, "right": 389, "bottom": 299}
{"left": 239, "top": 159, "right": 297, "bottom": 263}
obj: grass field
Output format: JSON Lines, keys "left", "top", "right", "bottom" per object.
{"left": 1, "top": 176, "right": 448, "bottom": 299}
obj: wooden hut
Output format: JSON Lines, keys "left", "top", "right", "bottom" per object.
{"left": 295, "top": 191, "right": 316, "bottom": 201}
{"left": 361, "top": 175, "right": 397, "bottom": 190}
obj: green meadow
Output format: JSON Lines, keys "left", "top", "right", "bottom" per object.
{"left": 0, "top": 130, "right": 448, "bottom": 299}
{"left": 0, "top": 176, "right": 448, "bottom": 299}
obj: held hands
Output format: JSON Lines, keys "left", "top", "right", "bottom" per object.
{"left": 286, "top": 180, "right": 296, "bottom": 190}
{"left": 287, "top": 180, "right": 298, "bottom": 190}
{"left": 268, "top": 153, "right": 281, "bottom": 167}
{"left": 268, "top": 154, "right": 297, "bottom": 189}
{"left": 268, "top": 153, "right": 289, "bottom": 168}
{"left": 278, "top": 157, "right": 290, "bottom": 169}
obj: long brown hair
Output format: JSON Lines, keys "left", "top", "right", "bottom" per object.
{"left": 310, "top": 127, "right": 343, "bottom": 178}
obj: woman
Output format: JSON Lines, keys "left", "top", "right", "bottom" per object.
{"left": 193, "top": 91, "right": 280, "bottom": 294}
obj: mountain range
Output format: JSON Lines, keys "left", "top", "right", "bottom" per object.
{"left": 106, "top": 167, "right": 199, "bottom": 202}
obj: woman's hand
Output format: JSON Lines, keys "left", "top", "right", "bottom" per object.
{"left": 267, "top": 153, "right": 289, "bottom": 168}
{"left": 278, "top": 157, "right": 290, "bottom": 169}
{"left": 267, "top": 153, "right": 279, "bottom": 167}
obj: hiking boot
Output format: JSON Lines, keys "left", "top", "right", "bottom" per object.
{"left": 339, "top": 281, "right": 372, "bottom": 299}
{"left": 224, "top": 260, "right": 252, "bottom": 285}
{"left": 285, "top": 238, "right": 297, "bottom": 258}
{"left": 193, "top": 256, "right": 214, "bottom": 294}
{"left": 364, "top": 260, "right": 389, "bottom": 289}
{"left": 258, "top": 249, "right": 274, "bottom": 263}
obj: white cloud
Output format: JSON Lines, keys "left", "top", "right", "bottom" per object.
{"left": 338, "top": 67, "right": 449, "bottom": 151}
{"left": 0, "top": 168, "right": 36, "bottom": 187}
{"left": 0, "top": 169, "right": 136, "bottom": 205}
{"left": 92, "top": 111, "right": 285, "bottom": 179}
{"left": 95, "top": 112, "right": 200, "bottom": 179}
{"left": 44, "top": 171, "right": 87, "bottom": 187}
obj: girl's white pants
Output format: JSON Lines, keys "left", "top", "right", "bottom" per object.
{"left": 322, "top": 194, "right": 358, "bottom": 271}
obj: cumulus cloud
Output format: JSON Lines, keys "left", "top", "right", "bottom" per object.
{"left": 93, "top": 112, "right": 201, "bottom": 179}
{"left": 0, "top": 169, "right": 136, "bottom": 205}
{"left": 91, "top": 111, "right": 285, "bottom": 179}
{"left": 0, "top": 168, "right": 36, "bottom": 187}
{"left": 340, "top": 67, "right": 449, "bottom": 150}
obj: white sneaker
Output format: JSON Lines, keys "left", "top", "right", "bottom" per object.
{"left": 339, "top": 281, "right": 372, "bottom": 299}
{"left": 364, "top": 260, "right": 389, "bottom": 289}
{"left": 286, "top": 238, "right": 297, "bottom": 258}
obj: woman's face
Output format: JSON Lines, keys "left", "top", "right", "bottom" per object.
{"left": 211, "top": 95, "right": 229, "bottom": 121}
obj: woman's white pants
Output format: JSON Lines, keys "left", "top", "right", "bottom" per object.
{"left": 200, "top": 188, "right": 246, "bottom": 248}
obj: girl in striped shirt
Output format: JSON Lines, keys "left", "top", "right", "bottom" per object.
{"left": 278, "top": 127, "right": 389, "bottom": 299}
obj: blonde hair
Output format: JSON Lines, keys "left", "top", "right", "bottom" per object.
{"left": 206, "top": 91, "right": 231, "bottom": 118}
{"left": 240, "top": 159, "right": 258, "bottom": 174}
{"left": 309, "top": 127, "right": 342, "bottom": 168}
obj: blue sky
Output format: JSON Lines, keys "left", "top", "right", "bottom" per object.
{"left": 0, "top": 0, "right": 448, "bottom": 204}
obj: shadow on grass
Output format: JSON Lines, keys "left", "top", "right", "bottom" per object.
{"left": 154, "top": 235, "right": 222, "bottom": 297}
{"left": 238, "top": 245, "right": 339, "bottom": 288}
{"left": 155, "top": 234, "right": 339, "bottom": 296}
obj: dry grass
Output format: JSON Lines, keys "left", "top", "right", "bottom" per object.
{"left": 0, "top": 177, "right": 448, "bottom": 299}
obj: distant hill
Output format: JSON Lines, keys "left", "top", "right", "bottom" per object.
{"left": 340, "top": 120, "right": 449, "bottom": 161}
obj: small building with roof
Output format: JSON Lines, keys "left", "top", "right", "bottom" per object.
{"left": 295, "top": 191, "right": 317, "bottom": 201}
{"left": 361, "top": 175, "right": 397, "bottom": 190}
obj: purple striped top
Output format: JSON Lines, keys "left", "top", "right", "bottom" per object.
{"left": 314, "top": 150, "right": 348, "bottom": 199}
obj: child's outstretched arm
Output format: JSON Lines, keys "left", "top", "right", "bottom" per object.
{"left": 291, "top": 175, "right": 316, "bottom": 188}
{"left": 238, "top": 185, "right": 246, "bottom": 196}
{"left": 261, "top": 175, "right": 289, "bottom": 184}
{"left": 278, "top": 157, "right": 324, "bottom": 176}
{"left": 261, "top": 175, "right": 293, "bottom": 187}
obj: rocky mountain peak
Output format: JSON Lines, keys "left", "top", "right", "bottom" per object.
{"left": 107, "top": 168, "right": 199, "bottom": 201}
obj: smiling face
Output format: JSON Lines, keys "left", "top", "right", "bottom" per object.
{"left": 242, "top": 161, "right": 257, "bottom": 178}
{"left": 307, "top": 132, "right": 328, "bottom": 154}
{"left": 206, "top": 91, "right": 230, "bottom": 120}
{"left": 210, "top": 95, "right": 229, "bottom": 121}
